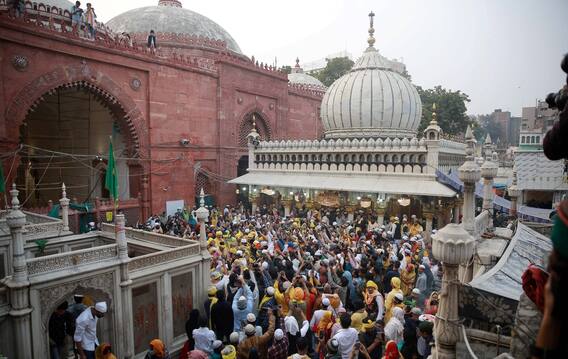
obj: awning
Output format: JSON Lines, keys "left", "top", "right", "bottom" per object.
{"left": 469, "top": 222, "right": 552, "bottom": 300}
{"left": 229, "top": 171, "right": 457, "bottom": 197}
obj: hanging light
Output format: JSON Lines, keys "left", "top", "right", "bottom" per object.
{"left": 397, "top": 196, "right": 411, "bottom": 207}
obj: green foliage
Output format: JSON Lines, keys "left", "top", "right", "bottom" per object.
{"left": 281, "top": 65, "right": 292, "bottom": 74}
{"left": 34, "top": 239, "right": 48, "bottom": 254}
{"left": 312, "top": 57, "right": 354, "bottom": 87}
{"left": 476, "top": 114, "right": 502, "bottom": 142}
{"left": 417, "top": 86, "right": 471, "bottom": 136}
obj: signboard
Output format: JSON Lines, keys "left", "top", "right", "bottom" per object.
{"left": 166, "top": 200, "right": 185, "bottom": 217}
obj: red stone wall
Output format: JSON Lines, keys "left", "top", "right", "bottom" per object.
{"left": 0, "top": 19, "right": 323, "bottom": 216}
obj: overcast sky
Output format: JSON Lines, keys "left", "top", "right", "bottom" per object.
{"left": 94, "top": 0, "right": 568, "bottom": 116}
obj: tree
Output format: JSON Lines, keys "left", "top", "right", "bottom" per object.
{"left": 281, "top": 65, "right": 292, "bottom": 74}
{"left": 312, "top": 57, "right": 354, "bottom": 87}
{"left": 416, "top": 86, "right": 471, "bottom": 136}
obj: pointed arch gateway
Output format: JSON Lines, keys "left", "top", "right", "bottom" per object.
{"left": 5, "top": 63, "right": 149, "bottom": 207}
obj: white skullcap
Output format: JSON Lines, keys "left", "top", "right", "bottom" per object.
{"left": 213, "top": 340, "right": 223, "bottom": 349}
{"left": 95, "top": 302, "right": 107, "bottom": 313}
{"left": 247, "top": 313, "right": 256, "bottom": 323}
{"left": 412, "top": 288, "right": 421, "bottom": 295}
{"left": 315, "top": 250, "right": 322, "bottom": 256}
{"left": 395, "top": 293, "right": 404, "bottom": 301}
{"left": 282, "top": 281, "right": 292, "bottom": 290}
{"left": 419, "top": 265, "right": 425, "bottom": 270}
{"left": 241, "top": 238, "right": 247, "bottom": 244}
{"left": 244, "top": 324, "right": 256, "bottom": 335}
{"left": 266, "top": 287, "right": 275, "bottom": 295}
{"left": 245, "top": 228, "right": 250, "bottom": 233}
{"left": 411, "top": 307, "right": 422, "bottom": 315}
{"left": 274, "top": 328, "right": 284, "bottom": 341}
{"left": 322, "top": 297, "right": 330, "bottom": 307}
{"left": 332, "top": 222, "right": 338, "bottom": 226}
{"left": 402, "top": 235, "right": 409, "bottom": 240}
{"left": 236, "top": 250, "right": 243, "bottom": 256}
{"left": 262, "top": 262, "right": 269, "bottom": 270}
{"left": 229, "top": 332, "right": 240, "bottom": 344}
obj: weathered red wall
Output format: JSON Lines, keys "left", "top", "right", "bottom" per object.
{"left": 0, "top": 17, "right": 323, "bottom": 216}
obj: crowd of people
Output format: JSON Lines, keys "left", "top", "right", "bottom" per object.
{"left": 143, "top": 204, "right": 441, "bottom": 359}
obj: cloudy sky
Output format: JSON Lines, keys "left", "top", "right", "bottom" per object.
{"left": 94, "top": 0, "right": 568, "bottom": 116}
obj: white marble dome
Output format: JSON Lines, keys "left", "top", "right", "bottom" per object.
{"left": 321, "top": 20, "right": 421, "bottom": 139}
{"left": 288, "top": 59, "right": 325, "bottom": 88}
{"left": 106, "top": 0, "right": 242, "bottom": 54}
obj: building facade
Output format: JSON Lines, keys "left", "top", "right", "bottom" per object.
{"left": 0, "top": 0, "right": 324, "bottom": 220}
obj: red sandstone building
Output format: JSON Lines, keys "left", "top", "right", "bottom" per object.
{"left": 0, "top": 0, "right": 324, "bottom": 221}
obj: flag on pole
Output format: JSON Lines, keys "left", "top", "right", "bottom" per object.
{"left": 104, "top": 138, "right": 118, "bottom": 206}
{"left": 0, "top": 159, "right": 5, "bottom": 193}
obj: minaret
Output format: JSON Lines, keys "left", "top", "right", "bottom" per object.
{"left": 5, "top": 184, "right": 33, "bottom": 359}
{"left": 508, "top": 167, "right": 521, "bottom": 217}
{"left": 59, "top": 183, "right": 70, "bottom": 232}
{"left": 459, "top": 126, "right": 481, "bottom": 236}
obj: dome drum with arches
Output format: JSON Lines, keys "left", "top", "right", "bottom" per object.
{"left": 320, "top": 12, "right": 422, "bottom": 140}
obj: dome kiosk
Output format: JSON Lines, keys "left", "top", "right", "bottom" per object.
{"left": 229, "top": 12, "right": 467, "bottom": 232}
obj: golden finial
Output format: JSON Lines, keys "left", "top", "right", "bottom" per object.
{"left": 431, "top": 103, "right": 438, "bottom": 124}
{"left": 367, "top": 11, "right": 375, "bottom": 48}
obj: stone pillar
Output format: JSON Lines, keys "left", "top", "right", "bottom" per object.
{"left": 282, "top": 200, "right": 291, "bottom": 217}
{"left": 453, "top": 200, "right": 461, "bottom": 224}
{"left": 424, "top": 211, "right": 434, "bottom": 243}
{"left": 432, "top": 224, "right": 475, "bottom": 359}
{"left": 480, "top": 135, "right": 498, "bottom": 232}
{"left": 59, "top": 183, "right": 70, "bottom": 232}
{"left": 458, "top": 126, "right": 480, "bottom": 283}
{"left": 5, "top": 184, "right": 32, "bottom": 359}
{"left": 459, "top": 126, "right": 481, "bottom": 237}
{"left": 195, "top": 188, "right": 211, "bottom": 306}
{"left": 247, "top": 116, "right": 260, "bottom": 171}
{"left": 141, "top": 175, "right": 150, "bottom": 221}
{"left": 115, "top": 214, "right": 133, "bottom": 358}
{"left": 508, "top": 167, "right": 520, "bottom": 218}
{"left": 376, "top": 208, "right": 385, "bottom": 226}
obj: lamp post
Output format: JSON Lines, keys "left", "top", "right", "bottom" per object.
{"left": 432, "top": 224, "right": 475, "bottom": 359}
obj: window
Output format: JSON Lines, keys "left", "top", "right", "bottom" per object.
{"left": 521, "top": 136, "right": 525, "bottom": 144}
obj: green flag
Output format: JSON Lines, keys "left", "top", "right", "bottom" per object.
{"left": 104, "top": 138, "right": 118, "bottom": 203}
{"left": 0, "top": 159, "right": 5, "bottom": 193}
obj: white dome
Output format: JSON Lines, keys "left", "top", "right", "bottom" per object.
{"left": 321, "top": 18, "right": 421, "bottom": 139}
{"left": 288, "top": 59, "right": 325, "bottom": 88}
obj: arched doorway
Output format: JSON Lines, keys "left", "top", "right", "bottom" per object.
{"left": 16, "top": 83, "right": 138, "bottom": 207}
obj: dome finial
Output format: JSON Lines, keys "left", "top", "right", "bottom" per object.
{"left": 431, "top": 103, "right": 438, "bottom": 125}
{"left": 251, "top": 114, "right": 258, "bottom": 134}
{"left": 158, "top": 0, "right": 182, "bottom": 8}
{"left": 367, "top": 11, "right": 376, "bottom": 48}
{"left": 295, "top": 57, "right": 300, "bottom": 68}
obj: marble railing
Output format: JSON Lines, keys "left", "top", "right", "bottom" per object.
{"left": 253, "top": 161, "right": 428, "bottom": 175}
{"left": 257, "top": 136, "right": 428, "bottom": 152}
{"left": 0, "top": 210, "right": 65, "bottom": 239}
{"left": 475, "top": 210, "right": 491, "bottom": 236}
{"left": 101, "top": 223, "right": 196, "bottom": 247}
{"left": 128, "top": 244, "right": 201, "bottom": 272}
{"left": 26, "top": 244, "right": 118, "bottom": 275}
{"left": 439, "top": 139, "right": 467, "bottom": 155}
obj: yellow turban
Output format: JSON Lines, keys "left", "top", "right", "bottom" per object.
{"left": 366, "top": 281, "right": 378, "bottom": 290}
